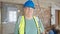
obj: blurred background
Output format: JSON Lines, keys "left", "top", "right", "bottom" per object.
{"left": 0, "top": 0, "right": 60, "bottom": 34}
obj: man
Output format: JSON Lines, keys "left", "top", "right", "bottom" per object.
{"left": 14, "top": 0, "right": 45, "bottom": 34}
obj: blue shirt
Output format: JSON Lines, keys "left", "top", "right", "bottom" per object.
{"left": 25, "top": 18, "right": 37, "bottom": 34}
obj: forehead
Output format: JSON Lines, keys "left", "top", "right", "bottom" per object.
{"left": 24, "top": 7, "right": 34, "bottom": 9}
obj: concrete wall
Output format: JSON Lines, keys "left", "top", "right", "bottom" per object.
{"left": 0, "top": 9, "right": 1, "bottom": 34}
{"left": 0, "top": 2, "right": 1, "bottom": 34}
{"left": 0, "top": 0, "right": 53, "bottom": 8}
{"left": 2, "top": 3, "right": 23, "bottom": 34}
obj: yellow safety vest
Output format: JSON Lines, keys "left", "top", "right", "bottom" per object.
{"left": 19, "top": 16, "right": 40, "bottom": 34}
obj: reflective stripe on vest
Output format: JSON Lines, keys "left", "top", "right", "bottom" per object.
{"left": 19, "top": 16, "right": 40, "bottom": 34}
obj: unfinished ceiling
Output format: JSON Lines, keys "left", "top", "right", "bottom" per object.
{"left": 0, "top": 0, "right": 60, "bottom": 7}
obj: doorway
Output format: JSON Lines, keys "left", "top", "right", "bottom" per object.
{"left": 58, "top": 10, "right": 60, "bottom": 25}
{"left": 55, "top": 10, "right": 60, "bottom": 26}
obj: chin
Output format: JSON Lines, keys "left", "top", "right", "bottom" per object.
{"left": 29, "top": 14, "right": 32, "bottom": 15}
{"left": 29, "top": 15, "right": 32, "bottom": 16}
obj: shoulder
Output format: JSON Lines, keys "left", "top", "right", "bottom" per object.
{"left": 16, "top": 16, "right": 22, "bottom": 23}
{"left": 35, "top": 16, "right": 41, "bottom": 22}
{"left": 18, "top": 16, "right": 22, "bottom": 19}
{"left": 34, "top": 16, "right": 39, "bottom": 21}
{"left": 17, "top": 16, "right": 23, "bottom": 20}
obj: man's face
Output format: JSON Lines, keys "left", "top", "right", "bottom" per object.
{"left": 24, "top": 7, "right": 34, "bottom": 16}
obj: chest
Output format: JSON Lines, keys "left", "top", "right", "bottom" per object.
{"left": 26, "top": 19, "right": 37, "bottom": 31}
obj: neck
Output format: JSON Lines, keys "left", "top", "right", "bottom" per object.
{"left": 25, "top": 15, "right": 33, "bottom": 19}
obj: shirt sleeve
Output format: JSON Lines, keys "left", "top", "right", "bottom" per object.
{"left": 35, "top": 17, "right": 45, "bottom": 33}
{"left": 39, "top": 19, "right": 45, "bottom": 33}
{"left": 14, "top": 16, "right": 21, "bottom": 34}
